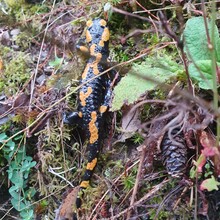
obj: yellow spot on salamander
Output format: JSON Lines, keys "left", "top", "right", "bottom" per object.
{"left": 82, "top": 64, "right": 90, "bottom": 79}
{"left": 86, "top": 20, "right": 93, "bottom": 27}
{"left": 92, "top": 63, "right": 99, "bottom": 75}
{"left": 101, "top": 27, "right": 110, "bottom": 42}
{"left": 79, "top": 87, "right": 92, "bottom": 106}
{"left": 78, "top": 112, "right": 83, "bottom": 118}
{"left": 99, "top": 40, "right": 104, "bottom": 47}
{"left": 99, "top": 19, "right": 107, "bottom": 27}
{"left": 99, "top": 105, "right": 107, "bottom": 113}
{"left": 86, "top": 30, "right": 92, "bottom": 43}
{"left": 80, "top": 181, "right": 90, "bottom": 188}
{"left": 96, "top": 52, "right": 102, "bottom": 61}
{"left": 90, "top": 44, "right": 96, "bottom": 56}
{"left": 89, "top": 111, "right": 98, "bottom": 144}
{"left": 86, "top": 158, "right": 98, "bottom": 170}
{"left": 90, "top": 46, "right": 102, "bottom": 61}
{"left": 91, "top": 54, "right": 102, "bottom": 76}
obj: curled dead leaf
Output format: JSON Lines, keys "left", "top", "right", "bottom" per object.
{"left": 114, "top": 106, "right": 141, "bottom": 143}
{"left": 199, "top": 131, "right": 216, "bottom": 149}
{"left": 55, "top": 186, "right": 80, "bottom": 220}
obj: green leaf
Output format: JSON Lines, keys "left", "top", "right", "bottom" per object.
{"left": 9, "top": 185, "right": 20, "bottom": 200}
{"left": 111, "top": 56, "right": 180, "bottom": 111}
{"left": 49, "top": 56, "right": 63, "bottom": 70}
{"left": 11, "top": 198, "right": 26, "bottom": 211}
{"left": 24, "top": 187, "right": 36, "bottom": 200}
{"left": 15, "top": 152, "right": 24, "bottom": 164}
{"left": 3, "top": 146, "right": 11, "bottom": 153}
{"left": 7, "top": 165, "right": 14, "bottom": 179}
{"left": 200, "top": 175, "right": 220, "bottom": 191}
{"left": 8, "top": 151, "right": 14, "bottom": 158}
{"left": 5, "top": 139, "right": 15, "bottom": 150}
{"left": 183, "top": 17, "right": 220, "bottom": 61}
{"left": 20, "top": 209, "right": 34, "bottom": 220}
{"left": 189, "top": 166, "right": 196, "bottom": 179}
{"left": 216, "top": 38, "right": 220, "bottom": 62}
{"left": 10, "top": 171, "right": 24, "bottom": 187}
{"left": 0, "top": 133, "right": 7, "bottom": 142}
{"left": 21, "top": 159, "right": 36, "bottom": 178}
{"left": 188, "top": 60, "right": 220, "bottom": 90}
{"left": 14, "top": 135, "right": 23, "bottom": 140}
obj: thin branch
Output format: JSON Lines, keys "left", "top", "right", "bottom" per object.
{"left": 127, "top": 145, "right": 147, "bottom": 219}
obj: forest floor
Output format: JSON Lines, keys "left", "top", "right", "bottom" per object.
{"left": 0, "top": 1, "right": 220, "bottom": 220}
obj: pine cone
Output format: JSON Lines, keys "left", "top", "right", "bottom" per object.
{"left": 161, "top": 128, "right": 187, "bottom": 177}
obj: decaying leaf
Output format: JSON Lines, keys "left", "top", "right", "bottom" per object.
{"left": 114, "top": 106, "right": 141, "bottom": 143}
{"left": 55, "top": 186, "right": 80, "bottom": 220}
{"left": 199, "top": 131, "right": 216, "bottom": 149}
{"left": 198, "top": 130, "right": 220, "bottom": 175}
{"left": 200, "top": 175, "right": 220, "bottom": 192}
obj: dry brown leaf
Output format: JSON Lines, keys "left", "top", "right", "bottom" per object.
{"left": 115, "top": 106, "right": 141, "bottom": 143}
{"left": 55, "top": 186, "right": 80, "bottom": 220}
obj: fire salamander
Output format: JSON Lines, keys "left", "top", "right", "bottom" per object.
{"left": 64, "top": 18, "right": 113, "bottom": 219}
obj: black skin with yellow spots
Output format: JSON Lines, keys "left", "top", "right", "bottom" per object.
{"left": 64, "top": 18, "right": 114, "bottom": 219}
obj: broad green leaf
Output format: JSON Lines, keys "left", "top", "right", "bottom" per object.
{"left": 188, "top": 60, "right": 220, "bottom": 90}
{"left": 200, "top": 175, "right": 220, "bottom": 191}
{"left": 111, "top": 57, "right": 180, "bottom": 111}
{"left": 184, "top": 17, "right": 220, "bottom": 61}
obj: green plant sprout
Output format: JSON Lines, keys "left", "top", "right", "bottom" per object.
{"left": 0, "top": 132, "right": 36, "bottom": 220}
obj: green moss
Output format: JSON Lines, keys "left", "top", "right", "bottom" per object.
{"left": 15, "top": 31, "right": 32, "bottom": 50}
{"left": 4, "top": 0, "right": 26, "bottom": 8}
{"left": 131, "top": 133, "right": 144, "bottom": 144}
{"left": 0, "top": 46, "right": 31, "bottom": 96}
{"left": 3, "top": 1, "right": 49, "bottom": 32}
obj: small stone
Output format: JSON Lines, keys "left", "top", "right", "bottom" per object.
{"left": 10, "top": 29, "right": 20, "bottom": 36}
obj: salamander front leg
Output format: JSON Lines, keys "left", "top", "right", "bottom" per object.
{"left": 76, "top": 37, "right": 90, "bottom": 57}
{"left": 63, "top": 111, "right": 82, "bottom": 125}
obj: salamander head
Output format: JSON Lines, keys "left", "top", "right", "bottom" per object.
{"left": 86, "top": 18, "right": 109, "bottom": 58}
